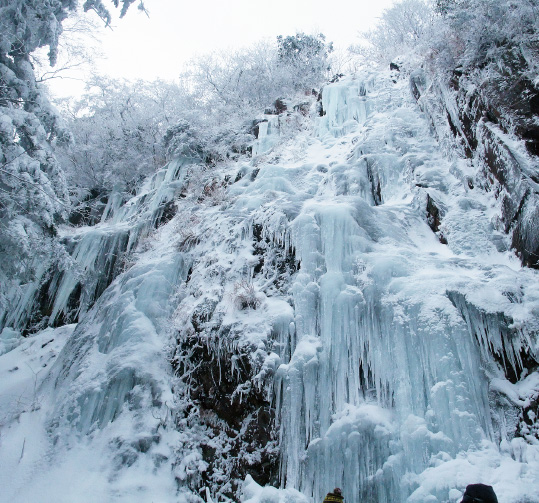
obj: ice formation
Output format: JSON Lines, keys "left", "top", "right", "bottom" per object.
{"left": 1, "top": 157, "right": 188, "bottom": 330}
{"left": 1, "top": 69, "right": 538, "bottom": 503}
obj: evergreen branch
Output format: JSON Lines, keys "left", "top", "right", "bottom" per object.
{"left": 0, "top": 186, "right": 29, "bottom": 213}
{"left": 0, "top": 164, "right": 69, "bottom": 208}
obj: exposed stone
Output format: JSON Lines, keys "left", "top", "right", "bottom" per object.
{"left": 172, "top": 334, "right": 279, "bottom": 499}
{"left": 447, "top": 291, "right": 538, "bottom": 385}
{"left": 411, "top": 47, "right": 539, "bottom": 268}
{"left": 293, "top": 102, "right": 310, "bottom": 115}
{"left": 425, "top": 194, "right": 447, "bottom": 244}
{"left": 250, "top": 119, "right": 267, "bottom": 139}
{"left": 265, "top": 98, "right": 287, "bottom": 115}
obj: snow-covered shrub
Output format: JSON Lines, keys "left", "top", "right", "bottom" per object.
{"left": 58, "top": 76, "right": 183, "bottom": 199}
{"left": 171, "top": 35, "right": 330, "bottom": 164}
{"left": 277, "top": 32, "right": 333, "bottom": 91}
{"left": 191, "top": 34, "right": 332, "bottom": 108}
{"left": 357, "top": 0, "right": 539, "bottom": 75}
{"left": 433, "top": 0, "right": 539, "bottom": 70}
{"left": 176, "top": 227, "right": 200, "bottom": 252}
{"left": 200, "top": 178, "right": 227, "bottom": 207}
{"left": 163, "top": 119, "right": 208, "bottom": 163}
{"left": 172, "top": 211, "right": 201, "bottom": 252}
{"left": 232, "top": 281, "right": 261, "bottom": 310}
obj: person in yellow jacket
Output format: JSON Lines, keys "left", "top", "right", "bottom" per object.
{"left": 323, "top": 488, "right": 343, "bottom": 503}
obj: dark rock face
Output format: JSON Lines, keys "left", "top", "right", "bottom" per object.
{"left": 409, "top": 70, "right": 427, "bottom": 102}
{"left": 24, "top": 229, "right": 131, "bottom": 333}
{"left": 447, "top": 291, "right": 539, "bottom": 443}
{"left": 69, "top": 189, "right": 110, "bottom": 227}
{"left": 250, "top": 119, "right": 267, "bottom": 140}
{"left": 410, "top": 54, "right": 539, "bottom": 451}
{"left": 265, "top": 99, "right": 287, "bottom": 115}
{"left": 425, "top": 195, "right": 448, "bottom": 245}
{"left": 366, "top": 159, "right": 383, "bottom": 206}
{"left": 168, "top": 221, "right": 297, "bottom": 501}
{"left": 251, "top": 223, "right": 298, "bottom": 294}
{"left": 172, "top": 333, "right": 279, "bottom": 500}
{"left": 23, "top": 276, "right": 83, "bottom": 335}
{"left": 157, "top": 200, "right": 178, "bottom": 226}
{"left": 273, "top": 98, "right": 287, "bottom": 114}
{"left": 448, "top": 291, "right": 538, "bottom": 386}
{"left": 452, "top": 52, "right": 539, "bottom": 269}
{"left": 511, "top": 196, "right": 539, "bottom": 269}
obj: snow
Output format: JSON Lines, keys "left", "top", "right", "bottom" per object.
{"left": 1, "top": 68, "right": 539, "bottom": 503}
{"left": 242, "top": 475, "right": 308, "bottom": 503}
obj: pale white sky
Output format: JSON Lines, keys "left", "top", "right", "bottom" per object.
{"left": 49, "top": 0, "right": 396, "bottom": 96}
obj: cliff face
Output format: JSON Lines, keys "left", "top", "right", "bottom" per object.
{"left": 410, "top": 45, "right": 539, "bottom": 271}
{"left": 1, "top": 66, "right": 538, "bottom": 503}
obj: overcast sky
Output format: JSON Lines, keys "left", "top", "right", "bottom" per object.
{"left": 49, "top": 0, "right": 397, "bottom": 97}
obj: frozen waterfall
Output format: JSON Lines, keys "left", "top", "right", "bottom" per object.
{"left": 1, "top": 69, "right": 538, "bottom": 503}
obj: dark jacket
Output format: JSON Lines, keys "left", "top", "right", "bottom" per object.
{"left": 461, "top": 484, "right": 498, "bottom": 503}
{"left": 323, "top": 492, "right": 344, "bottom": 503}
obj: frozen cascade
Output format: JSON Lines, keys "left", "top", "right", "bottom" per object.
{"left": 46, "top": 156, "right": 190, "bottom": 325}
{"left": 49, "top": 247, "right": 189, "bottom": 434}
{"left": 317, "top": 78, "right": 374, "bottom": 138}
{"left": 253, "top": 116, "right": 281, "bottom": 157}
{"left": 0, "top": 215, "right": 191, "bottom": 501}
{"left": 1, "top": 69, "right": 539, "bottom": 503}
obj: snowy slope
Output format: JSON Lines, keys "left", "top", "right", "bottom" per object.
{"left": 1, "top": 68, "right": 538, "bottom": 503}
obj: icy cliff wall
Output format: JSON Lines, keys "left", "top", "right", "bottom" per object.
{"left": 1, "top": 68, "right": 538, "bottom": 503}
{"left": 409, "top": 64, "right": 539, "bottom": 270}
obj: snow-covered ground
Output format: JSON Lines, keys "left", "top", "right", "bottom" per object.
{"left": 1, "top": 69, "right": 538, "bottom": 502}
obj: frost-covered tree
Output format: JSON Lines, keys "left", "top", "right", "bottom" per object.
{"left": 432, "top": 0, "right": 539, "bottom": 69}
{"left": 190, "top": 35, "right": 333, "bottom": 113}
{"left": 357, "top": 0, "right": 435, "bottom": 64}
{"left": 32, "top": 8, "right": 103, "bottom": 87}
{"left": 57, "top": 75, "right": 186, "bottom": 201}
{"left": 357, "top": 0, "right": 539, "bottom": 71}
{"left": 0, "top": 0, "right": 142, "bottom": 330}
{"left": 164, "top": 36, "right": 333, "bottom": 166}
{"left": 189, "top": 41, "right": 289, "bottom": 114}
{"left": 277, "top": 32, "right": 333, "bottom": 90}
{"left": 58, "top": 36, "right": 325, "bottom": 209}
